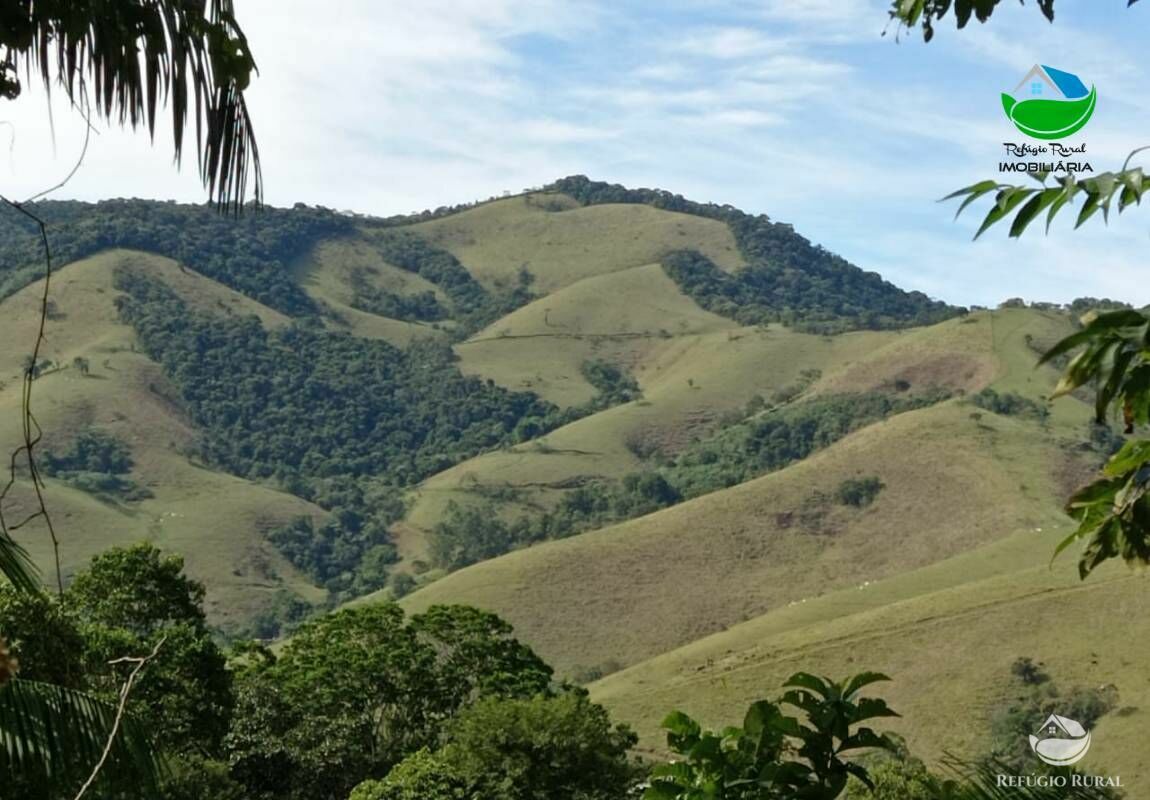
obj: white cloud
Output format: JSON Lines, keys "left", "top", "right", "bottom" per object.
{"left": 679, "top": 27, "right": 786, "bottom": 59}
{"left": 0, "top": 0, "right": 1146, "bottom": 307}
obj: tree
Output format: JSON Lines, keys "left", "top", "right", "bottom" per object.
{"left": 645, "top": 672, "right": 899, "bottom": 799}
{"left": 0, "top": 0, "right": 261, "bottom": 209}
{"left": 65, "top": 545, "right": 233, "bottom": 785}
{"left": 349, "top": 750, "right": 470, "bottom": 800}
{"left": 353, "top": 693, "right": 638, "bottom": 800}
{"left": 66, "top": 543, "right": 207, "bottom": 636}
{"left": 227, "top": 603, "right": 555, "bottom": 800}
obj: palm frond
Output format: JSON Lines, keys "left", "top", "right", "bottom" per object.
{"left": 0, "top": 678, "right": 164, "bottom": 796}
{"left": 1, "top": 0, "right": 261, "bottom": 211}
{"left": 0, "top": 531, "right": 39, "bottom": 593}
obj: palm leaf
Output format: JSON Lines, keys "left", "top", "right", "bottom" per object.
{"left": 4, "top": 0, "right": 261, "bottom": 211}
{"left": 0, "top": 679, "right": 164, "bottom": 796}
{"left": 0, "top": 531, "right": 39, "bottom": 593}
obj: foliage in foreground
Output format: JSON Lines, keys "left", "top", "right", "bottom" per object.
{"left": 1027, "top": 310, "right": 1150, "bottom": 577}
{"left": 350, "top": 693, "right": 638, "bottom": 800}
{"left": 0, "top": 0, "right": 261, "bottom": 209}
{"left": 0, "top": 544, "right": 225, "bottom": 798}
{"left": 1, "top": 541, "right": 642, "bottom": 800}
{"left": 645, "top": 672, "right": 899, "bottom": 799}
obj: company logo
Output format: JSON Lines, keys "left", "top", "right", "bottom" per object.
{"left": 1029, "top": 713, "right": 1092, "bottom": 766}
{"left": 1002, "top": 65, "right": 1097, "bottom": 139}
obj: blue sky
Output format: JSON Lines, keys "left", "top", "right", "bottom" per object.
{"left": 5, "top": 0, "right": 1150, "bottom": 307}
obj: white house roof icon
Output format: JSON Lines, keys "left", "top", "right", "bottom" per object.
{"left": 1012, "top": 65, "right": 1091, "bottom": 101}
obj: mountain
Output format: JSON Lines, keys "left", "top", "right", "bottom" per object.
{"left": 1, "top": 179, "right": 1141, "bottom": 779}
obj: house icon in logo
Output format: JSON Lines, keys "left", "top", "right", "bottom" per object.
{"left": 1029, "top": 713, "right": 1092, "bottom": 766}
{"left": 1013, "top": 64, "right": 1090, "bottom": 101}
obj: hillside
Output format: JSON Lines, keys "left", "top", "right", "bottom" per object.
{"left": 1, "top": 181, "right": 1134, "bottom": 781}
{"left": 0, "top": 250, "right": 328, "bottom": 631}
{"left": 397, "top": 309, "right": 1091, "bottom": 673}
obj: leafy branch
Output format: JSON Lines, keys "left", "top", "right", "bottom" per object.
{"left": 1032, "top": 310, "right": 1150, "bottom": 578}
{"left": 944, "top": 147, "right": 1150, "bottom": 239}
{"left": 888, "top": 0, "right": 1139, "bottom": 42}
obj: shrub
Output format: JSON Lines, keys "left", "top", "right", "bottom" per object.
{"left": 835, "top": 476, "right": 885, "bottom": 508}
{"left": 969, "top": 388, "right": 1049, "bottom": 421}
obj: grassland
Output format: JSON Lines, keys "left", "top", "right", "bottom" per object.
{"left": 589, "top": 537, "right": 1150, "bottom": 780}
{"left": 291, "top": 237, "right": 449, "bottom": 345}
{"left": 0, "top": 250, "right": 326, "bottom": 629}
{"left": 402, "top": 193, "right": 745, "bottom": 293}
{"left": 401, "top": 396, "right": 1089, "bottom": 670}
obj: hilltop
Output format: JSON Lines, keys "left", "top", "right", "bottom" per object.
{"left": 1, "top": 179, "right": 1141, "bottom": 778}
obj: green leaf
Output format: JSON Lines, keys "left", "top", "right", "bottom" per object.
{"left": 0, "top": 679, "right": 165, "bottom": 792}
{"left": 974, "top": 187, "right": 1034, "bottom": 239}
{"left": 1075, "top": 189, "right": 1103, "bottom": 228}
{"left": 0, "top": 533, "right": 39, "bottom": 594}
{"left": 853, "top": 697, "right": 901, "bottom": 723}
{"left": 662, "top": 710, "right": 701, "bottom": 739}
{"left": 841, "top": 671, "right": 892, "bottom": 699}
{"left": 782, "top": 672, "right": 831, "bottom": 700}
{"left": 942, "top": 180, "right": 1000, "bottom": 221}
{"left": 1009, "top": 188, "right": 1061, "bottom": 237}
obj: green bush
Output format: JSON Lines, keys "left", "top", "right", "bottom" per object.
{"left": 362, "top": 693, "right": 638, "bottom": 800}
{"left": 42, "top": 430, "right": 152, "bottom": 501}
{"left": 835, "top": 476, "right": 885, "bottom": 508}
{"left": 969, "top": 388, "right": 1049, "bottom": 421}
{"left": 646, "top": 672, "right": 899, "bottom": 799}
{"left": 42, "top": 430, "right": 133, "bottom": 476}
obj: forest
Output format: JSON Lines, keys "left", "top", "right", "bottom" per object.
{"left": 549, "top": 176, "right": 962, "bottom": 333}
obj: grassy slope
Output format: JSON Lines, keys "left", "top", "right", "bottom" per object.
{"left": 401, "top": 397, "right": 1085, "bottom": 669}
{"left": 399, "top": 322, "right": 897, "bottom": 565}
{"left": 401, "top": 193, "right": 745, "bottom": 293}
{"left": 590, "top": 542, "right": 1149, "bottom": 780}
{"left": 0, "top": 250, "right": 326, "bottom": 628}
{"left": 455, "top": 262, "right": 740, "bottom": 407}
{"left": 291, "top": 237, "right": 449, "bottom": 346}
{"left": 395, "top": 306, "right": 1137, "bottom": 773}
{"left": 395, "top": 305, "right": 1063, "bottom": 578}
{"left": 395, "top": 305, "right": 1150, "bottom": 781}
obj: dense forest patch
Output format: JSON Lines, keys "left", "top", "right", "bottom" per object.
{"left": 113, "top": 270, "right": 564, "bottom": 594}
{"left": 0, "top": 200, "right": 352, "bottom": 313}
{"left": 549, "top": 175, "right": 962, "bottom": 333}
{"left": 42, "top": 429, "right": 152, "bottom": 502}
{"left": 368, "top": 230, "right": 537, "bottom": 334}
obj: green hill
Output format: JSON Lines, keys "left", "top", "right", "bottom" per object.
{"left": 0, "top": 250, "right": 327, "bottom": 632}
{"left": 2, "top": 182, "right": 1135, "bottom": 780}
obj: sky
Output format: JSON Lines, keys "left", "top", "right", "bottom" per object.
{"left": 3, "top": 0, "right": 1149, "bottom": 308}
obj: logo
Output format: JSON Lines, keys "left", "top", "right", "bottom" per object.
{"left": 1002, "top": 65, "right": 1097, "bottom": 139}
{"left": 1029, "top": 713, "right": 1092, "bottom": 766}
